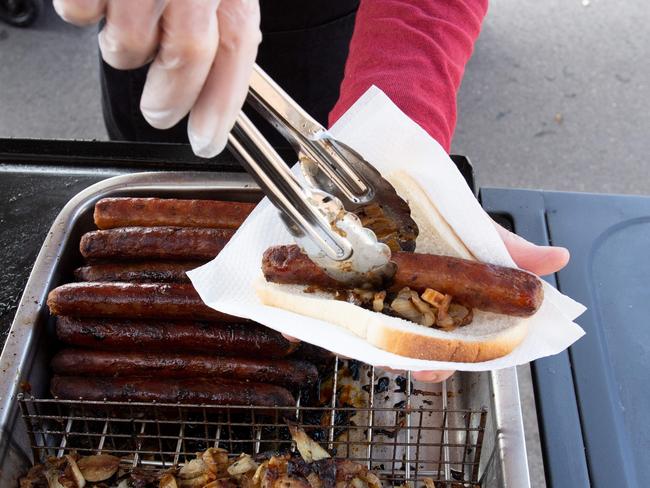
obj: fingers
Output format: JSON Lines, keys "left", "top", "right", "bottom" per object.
{"left": 59, "top": 0, "right": 260, "bottom": 149}
{"left": 281, "top": 333, "right": 301, "bottom": 343}
{"left": 140, "top": 0, "right": 221, "bottom": 129}
{"left": 53, "top": 0, "right": 106, "bottom": 25}
{"left": 412, "top": 370, "right": 455, "bottom": 383}
{"left": 98, "top": 0, "right": 167, "bottom": 70}
{"left": 188, "top": 0, "right": 262, "bottom": 157}
{"left": 494, "top": 222, "right": 570, "bottom": 276}
{"left": 379, "top": 367, "right": 455, "bottom": 383}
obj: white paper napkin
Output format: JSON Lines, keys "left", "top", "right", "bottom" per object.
{"left": 189, "top": 86, "right": 586, "bottom": 371}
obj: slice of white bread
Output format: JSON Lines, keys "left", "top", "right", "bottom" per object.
{"left": 255, "top": 170, "right": 530, "bottom": 362}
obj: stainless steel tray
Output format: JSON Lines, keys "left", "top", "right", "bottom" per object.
{"left": 0, "top": 172, "right": 530, "bottom": 487}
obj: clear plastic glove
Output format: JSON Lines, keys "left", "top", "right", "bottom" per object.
{"left": 53, "top": 0, "right": 261, "bottom": 158}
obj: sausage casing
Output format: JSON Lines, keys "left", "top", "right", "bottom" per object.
{"left": 47, "top": 282, "right": 240, "bottom": 321}
{"left": 55, "top": 317, "right": 297, "bottom": 358}
{"left": 50, "top": 376, "right": 295, "bottom": 406}
{"left": 80, "top": 227, "right": 233, "bottom": 261}
{"left": 52, "top": 349, "right": 318, "bottom": 386}
{"left": 94, "top": 197, "right": 255, "bottom": 230}
{"left": 74, "top": 261, "right": 203, "bottom": 283}
{"left": 262, "top": 245, "right": 543, "bottom": 317}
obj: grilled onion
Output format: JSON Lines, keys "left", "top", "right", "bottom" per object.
{"left": 390, "top": 288, "right": 436, "bottom": 326}
{"left": 449, "top": 303, "right": 473, "bottom": 327}
{"left": 227, "top": 454, "right": 258, "bottom": 476}
{"left": 390, "top": 295, "right": 422, "bottom": 324}
{"left": 372, "top": 291, "right": 386, "bottom": 312}
{"left": 76, "top": 454, "right": 119, "bottom": 482}
{"left": 159, "top": 473, "right": 179, "bottom": 488}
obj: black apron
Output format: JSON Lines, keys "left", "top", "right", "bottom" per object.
{"left": 99, "top": 0, "right": 360, "bottom": 146}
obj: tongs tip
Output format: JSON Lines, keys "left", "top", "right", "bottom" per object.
{"left": 295, "top": 193, "right": 396, "bottom": 288}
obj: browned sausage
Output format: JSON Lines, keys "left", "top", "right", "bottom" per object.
{"left": 50, "top": 376, "right": 295, "bottom": 406}
{"left": 79, "top": 227, "right": 233, "bottom": 261}
{"left": 74, "top": 261, "right": 203, "bottom": 283}
{"left": 390, "top": 252, "right": 543, "bottom": 316}
{"left": 94, "top": 197, "right": 256, "bottom": 230}
{"left": 47, "top": 282, "right": 241, "bottom": 321}
{"left": 52, "top": 349, "right": 319, "bottom": 386}
{"left": 262, "top": 245, "right": 543, "bottom": 317}
{"left": 262, "top": 245, "right": 340, "bottom": 289}
{"left": 55, "top": 317, "right": 297, "bottom": 358}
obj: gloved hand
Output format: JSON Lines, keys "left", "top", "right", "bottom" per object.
{"left": 53, "top": 0, "right": 261, "bottom": 158}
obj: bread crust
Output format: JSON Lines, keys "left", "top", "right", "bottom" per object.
{"left": 255, "top": 280, "right": 528, "bottom": 362}
{"left": 366, "top": 321, "right": 528, "bottom": 362}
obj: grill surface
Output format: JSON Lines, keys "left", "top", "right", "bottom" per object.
{"left": 1, "top": 171, "right": 528, "bottom": 487}
{"left": 20, "top": 361, "right": 489, "bottom": 486}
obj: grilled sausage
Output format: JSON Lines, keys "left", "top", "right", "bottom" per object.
{"left": 94, "top": 197, "right": 256, "bottom": 230}
{"left": 55, "top": 317, "right": 297, "bottom": 358}
{"left": 262, "top": 245, "right": 543, "bottom": 317}
{"left": 389, "top": 252, "right": 543, "bottom": 316}
{"left": 74, "top": 261, "right": 203, "bottom": 283}
{"left": 50, "top": 376, "right": 295, "bottom": 406}
{"left": 47, "top": 282, "right": 240, "bottom": 321}
{"left": 262, "top": 244, "right": 340, "bottom": 289}
{"left": 52, "top": 349, "right": 319, "bottom": 386}
{"left": 79, "top": 227, "right": 233, "bottom": 261}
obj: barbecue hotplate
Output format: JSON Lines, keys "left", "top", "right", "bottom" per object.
{"left": 2, "top": 138, "right": 649, "bottom": 487}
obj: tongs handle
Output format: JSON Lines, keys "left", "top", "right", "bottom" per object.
{"left": 228, "top": 112, "right": 352, "bottom": 261}
{"left": 248, "top": 65, "right": 373, "bottom": 205}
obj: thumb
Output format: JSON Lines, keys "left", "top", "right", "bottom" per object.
{"left": 494, "top": 223, "right": 569, "bottom": 276}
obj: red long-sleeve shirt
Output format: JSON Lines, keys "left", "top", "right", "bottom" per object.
{"left": 329, "top": 0, "right": 489, "bottom": 152}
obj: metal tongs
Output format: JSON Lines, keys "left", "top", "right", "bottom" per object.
{"left": 228, "top": 65, "right": 417, "bottom": 287}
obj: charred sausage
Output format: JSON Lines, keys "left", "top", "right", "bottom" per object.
{"left": 262, "top": 245, "right": 340, "bottom": 289}
{"left": 74, "top": 261, "right": 203, "bottom": 283}
{"left": 262, "top": 245, "right": 543, "bottom": 317}
{"left": 55, "top": 317, "right": 296, "bottom": 358}
{"left": 79, "top": 227, "right": 233, "bottom": 261}
{"left": 47, "top": 282, "right": 240, "bottom": 321}
{"left": 52, "top": 349, "right": 319, "bottom": 386}
{"left": 50, "top": 376, "right": 295, "bottom": 406}
{"left": 94, "top": 197, "right": 255, "bottom": 230}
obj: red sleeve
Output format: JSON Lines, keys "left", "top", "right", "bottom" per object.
{"left": 329, "top": 0, "right": 488, "bottom": 152}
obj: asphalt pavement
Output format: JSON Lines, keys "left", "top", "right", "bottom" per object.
{"left": 453, "top": 0, "right": 650, "bottom": 195}
{"left": 1, "top": 0, "right": 648, "bottom": 195}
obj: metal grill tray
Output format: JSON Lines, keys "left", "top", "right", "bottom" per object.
{"left": 0, "top": 172, "right": 530, "bottom": 487}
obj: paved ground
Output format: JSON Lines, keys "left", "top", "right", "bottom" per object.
{"left": 1, "top": 0, "right": 648, "bottom": 196}
{"left": 0, "top": 4, "right": 105, "bottom": 139}
{"left": 1, "top": 1, "right": 649, "bottom": 487}
{"left": 453, "top": 0, "right": 650, "bottom": 195}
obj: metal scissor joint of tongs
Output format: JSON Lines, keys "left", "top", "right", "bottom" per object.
{"left": 228, "top": 65, "right": 418, "bottom": 288}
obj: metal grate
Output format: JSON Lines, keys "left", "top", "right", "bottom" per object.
{"left": 18, "top": 361, "right": 488, "bottom": 486}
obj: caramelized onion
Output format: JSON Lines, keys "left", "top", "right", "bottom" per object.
{"left": 449, "top": 303, "right": 473, "bottom": 327}
{"left": 390, "top": 288, "right": 436, "bottom": 326}
{"left": 372, "top": 291, "right": 386, "bottom": 312}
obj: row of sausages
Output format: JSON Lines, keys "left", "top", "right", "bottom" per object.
{"left": 47, "top": 197, "right": 319, "bottom": 407}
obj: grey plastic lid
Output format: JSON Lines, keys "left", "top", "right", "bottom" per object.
{"left": 482, "top": 188, "right": 650, "bottom": 488}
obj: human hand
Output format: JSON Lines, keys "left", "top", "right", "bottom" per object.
{"left": 53, "top": 0, "right": 261, "bottom": 158}
{"left": 493, "top": 221, "right": 569, "bottom": 276}
{"left": 283, "top": 220, "right": 570, "bottom": 383}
